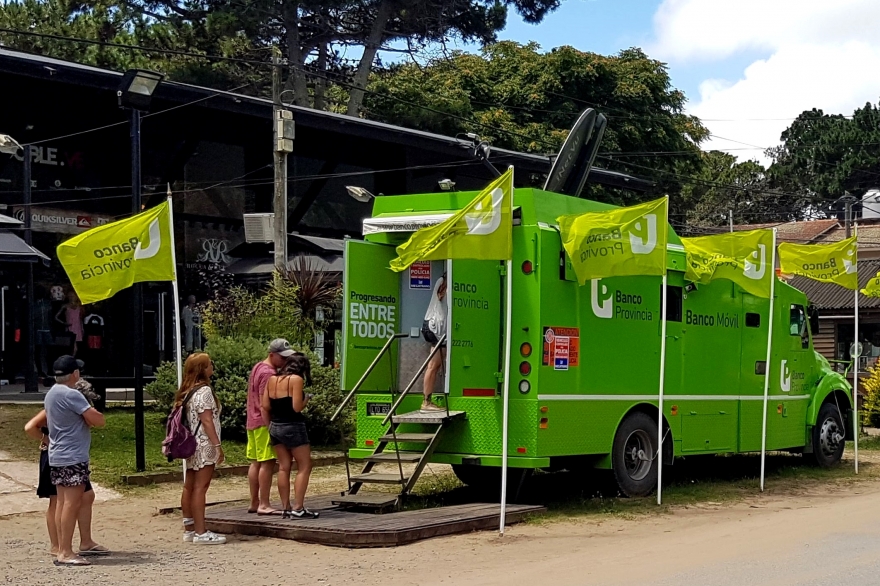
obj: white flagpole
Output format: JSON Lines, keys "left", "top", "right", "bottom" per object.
{"left": 167, "top": 186, "right": 185, "bottom": 483}
{"left": 167, "top": 186, "right": 183, "bottom": 388}
{"left": 499, "top": 168, "right": 514, "bottom": 535}
{"left": 499, "top": 258, "right": 513, "bottom": 534}
{"left": 854, "top": 223, "right": 859, "bottom": 474}
{"left": 656, "top": 197, "right": 670, "bottom": 505}
{"left": 759, "top": 228, "right": 778, "bottom": 492}
{"left": 657, "top": 272, "right": 668, "bottom": 505}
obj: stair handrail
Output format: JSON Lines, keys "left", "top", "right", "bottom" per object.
{"left": 330, "top": 332, "right": 411, "bottom": 423}
{"left": 382, "top": 334, "right": 447, "bottom": 426}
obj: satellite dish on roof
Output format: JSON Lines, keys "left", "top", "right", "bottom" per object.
{"left": 544, "top": 108, "right": 608, "bottom": 198}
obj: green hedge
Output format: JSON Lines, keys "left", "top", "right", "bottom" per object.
{"left": 147, "top": 336, "right": 352, "bottom": 446}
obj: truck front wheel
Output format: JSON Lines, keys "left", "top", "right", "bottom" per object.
{"left": 812, "top": 403, "right": 845, "bottom": 468}
{"left": 612, "top": 412, "right": 659, "bottom": 497}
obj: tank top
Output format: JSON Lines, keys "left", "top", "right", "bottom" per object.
{"left": 268, "top": 377, "right": 305, "bottom": 424}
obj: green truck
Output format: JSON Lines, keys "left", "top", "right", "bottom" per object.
{"left": 333, "top": 187, "right": 854, "bottom": 507}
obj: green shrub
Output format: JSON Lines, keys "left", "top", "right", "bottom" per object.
{"left": 146, "top": 335, "right": 350, "bottom": 446}
{"left": 862, "top": 362, "right": 880, "bottom": 427}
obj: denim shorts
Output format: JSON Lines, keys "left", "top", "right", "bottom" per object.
{"left": 269, "top": 422, "right": 310, "bottom": 449}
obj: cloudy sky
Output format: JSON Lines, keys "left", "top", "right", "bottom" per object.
{"left": 493, "top": 0, "right": 880, "bottom": 165}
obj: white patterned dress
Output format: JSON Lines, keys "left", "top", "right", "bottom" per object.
{"left": 184, "top": 385, "right": 222, "bottom": 471}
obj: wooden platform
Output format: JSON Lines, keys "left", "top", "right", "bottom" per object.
{"left": 205, "top": 494, "right": 545, "bottom": 548}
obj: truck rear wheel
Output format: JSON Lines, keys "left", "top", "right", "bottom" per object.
{"left": 612, "top": 412, "right": 659, "bottom": 497}
{"left": 812, "top": 403, "right": 845, "bottom": 468}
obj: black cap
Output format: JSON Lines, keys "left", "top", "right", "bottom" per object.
{"left": 53, "top": 355, "right": 84, "bottom": 376}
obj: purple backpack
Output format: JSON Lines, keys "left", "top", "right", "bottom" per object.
{"left": 162, "top": 390, "right": 202, "bottom": 461}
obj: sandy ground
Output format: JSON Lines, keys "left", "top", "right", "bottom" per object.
{"left": 4, "top": 457, "right": 880, "bottom": 586}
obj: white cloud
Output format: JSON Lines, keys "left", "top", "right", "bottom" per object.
{"left": 651, "top": 0, "right": 880, "bottom": 165}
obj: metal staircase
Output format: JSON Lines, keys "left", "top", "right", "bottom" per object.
{"left": 331, "top": 332, "right": 463, "bottom": 512}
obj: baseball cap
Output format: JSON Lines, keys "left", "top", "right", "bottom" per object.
{"left": 268, "top": 338, "right": 295, "bottom": 358}
{"left": 53, "top": 355, "right": 84, "bottom": 376}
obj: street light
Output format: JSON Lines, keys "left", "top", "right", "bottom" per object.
{"left": 346, "top": 185, "right": 375, "bottom": 203}
{"left": 118, "top": 69, "right": 164, "bottom": 472}
{"left": 0, "top": 133, "right": 36, "bottom": 393}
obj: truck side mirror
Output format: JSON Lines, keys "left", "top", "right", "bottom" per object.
{"left": 808, "top": 305, "right": 819, "bottom": 336}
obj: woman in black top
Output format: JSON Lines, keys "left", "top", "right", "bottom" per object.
{"left": 261, "top": 353, "right": 318, "bottom": 518}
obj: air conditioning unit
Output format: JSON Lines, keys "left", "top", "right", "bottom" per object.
{"left": 243, "top": 213, "right": 275, "bottom": 243}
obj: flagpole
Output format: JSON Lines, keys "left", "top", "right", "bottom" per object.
{"left": 760, "top": 228, "right": 778, "bottom": 492}
{"left": 854, "top": 223, "right": 859, "bottom": 474}
{"left": 657, "top": 272, "right": 668, "bottom": 505}
{"left": 656, "top": 197, "right": 670, "bottom": 506}
{"left": 167, "top": 186, "right": 185, "bottom": 483}
{"left": 500, "top": 167, "right": 514, "bottom": 535}
{"left": 167, "top": 186, "right": 183, "bottom": 388}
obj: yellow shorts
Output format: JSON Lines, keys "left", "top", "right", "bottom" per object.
{"left": 246, "top": 426, "right": 275, "bottom": 462}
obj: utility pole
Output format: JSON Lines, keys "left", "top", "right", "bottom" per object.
{"left": 130, "top": 109, "right": 146, "bottom": 472}
{"left": 843, "top": 192, "right": 858, "bottom": 238}
{"left": 273, "top": 49, "right": 294, "bottom": 273}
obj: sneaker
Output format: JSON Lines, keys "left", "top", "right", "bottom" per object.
{"left": 288, "top": 507, "right": 319, "bottom": 519}
{"left": 182, "top": 531, "right": 195, "bottom": 543}
{"left": 192, "top": 531, "right": 226, "bottom": 545}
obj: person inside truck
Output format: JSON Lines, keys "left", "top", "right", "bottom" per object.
{"left": 421, "top": 273, "right": 447, "bottom": 411}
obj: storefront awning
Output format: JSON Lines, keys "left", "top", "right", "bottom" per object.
{"left": 227, "top": 253, "right": 343, "bottom": 276}
{"left": 0, "top": 231, "right": 51, "bottom": 263}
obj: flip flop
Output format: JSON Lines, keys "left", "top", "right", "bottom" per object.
{"left": 54, "top": 557, "right": 91, "bottom": 567}
{"left": 247, "top": 509, "right": 257, "bottom": 514}
{"left": 256, "top": 509, "right": 280, "bottom": 516}
{"left": 78, "top": 545, "right": 111, "bottom": 556}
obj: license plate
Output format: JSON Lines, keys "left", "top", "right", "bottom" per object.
{"left": 366, "top": 402, "right": 391, "bottom": 416}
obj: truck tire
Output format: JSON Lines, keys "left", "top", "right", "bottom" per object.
{"left": 812, "top": 403, "right": 845, "bottom": 468}
{"left": 612, "top": 412, "right": 659, "bottom": 497}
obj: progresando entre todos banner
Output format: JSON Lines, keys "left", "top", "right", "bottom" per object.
{"left": 682, "top": 229, "right": 774, "bottom": 299}
{"left": 556, "top": 196, "right": 668, "bottom": 284}
{"left": 57, "top": 201, "right": 176, "bottom": 304}
{"left": 777, "top": 236, "right": 858, "bottom": 290}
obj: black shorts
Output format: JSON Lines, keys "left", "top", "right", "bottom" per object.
{"left": 38, "top": 451, "right": 92, "bottom": 498}
{"left": 421, "top": 321, "right": 445, "bottom": 347}
{"left": 269, "top": 421, "right": 310, "bottom": 450}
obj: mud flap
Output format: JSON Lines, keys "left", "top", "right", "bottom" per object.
{"left": 845, "top": 408, "right": 856, "bottom": 441}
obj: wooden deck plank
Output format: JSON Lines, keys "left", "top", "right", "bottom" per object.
{"left": 205, "top": 494, "right": 544, "bottom": 548}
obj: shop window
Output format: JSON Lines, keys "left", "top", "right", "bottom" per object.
{"left": 790, "top": 304, "right": 809, "bottom": 349}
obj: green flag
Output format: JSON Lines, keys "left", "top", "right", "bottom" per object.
{"left": 390, "top": 168, "right": 513, "bottom": 272}
{"left": 556, "top": 196, "right": 668, "bottom": 284}
{"left": 778, "top": 236, "right": 857, "bottom": 290}
{"left": 57, "top": 201, "right": 176, "bottom": 304}
{"left": 682, "top": 229, "right": 774, "bottom": 298}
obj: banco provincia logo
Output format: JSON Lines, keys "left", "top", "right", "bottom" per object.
{"left": 590, "top": 279, "right": 613, "bottom": 319}
{"left": 780, "top": 359, "right": 791, "bottom": 392}
{"left": 629, "top": 213, "right": 657, "bottom": 255}
{"left": 134, "top": 218, "right": 161, "bottom": 260}
{"left": 464, "top": 187, "right": 503, "bottom": 236}
{"left": 844, "top": 245, "right": 857, "bottom": 274}
{"left": 743, "top": 244, "right": 767, "bottom": 280}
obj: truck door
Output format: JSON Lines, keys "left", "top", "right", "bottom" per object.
{"left": 447, "top": 259, "right": 504, "bottom": 398}
{"left": 341, "top": 240, "right": 400, "bottom": 393}
{"left": 767, "top": 303, "right": 811, "bottom": 449}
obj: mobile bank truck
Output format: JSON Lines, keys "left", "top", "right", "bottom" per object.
{"left": 331, "top": 137, "right": 854, "bottom": 511}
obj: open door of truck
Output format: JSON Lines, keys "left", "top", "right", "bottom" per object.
{"left": 341, "top": 240, "right": 400, "bottom": 394}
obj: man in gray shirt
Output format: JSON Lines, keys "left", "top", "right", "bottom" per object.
{"left": 45, "top": 355, "right": 105, "bottom": 567}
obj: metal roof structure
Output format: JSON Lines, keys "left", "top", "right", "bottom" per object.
{"left": 0, "top": 48, "right": 653, "bottom": 193}
{"left": 787, "top": 261, "right": 880, "bottom": 310}
{"left": 0, "top": 231, "right": 50, "bottom": 263}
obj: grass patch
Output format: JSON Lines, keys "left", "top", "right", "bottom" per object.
{"left": 0, "top": 404, "right": 249, "bottom": 488}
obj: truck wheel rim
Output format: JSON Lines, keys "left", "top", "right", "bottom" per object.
{"left": 818, "top": 416, "right": 842, "bottom": 458}
{"left": 623, "top": 429, "right": 652, "bottom": 481}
